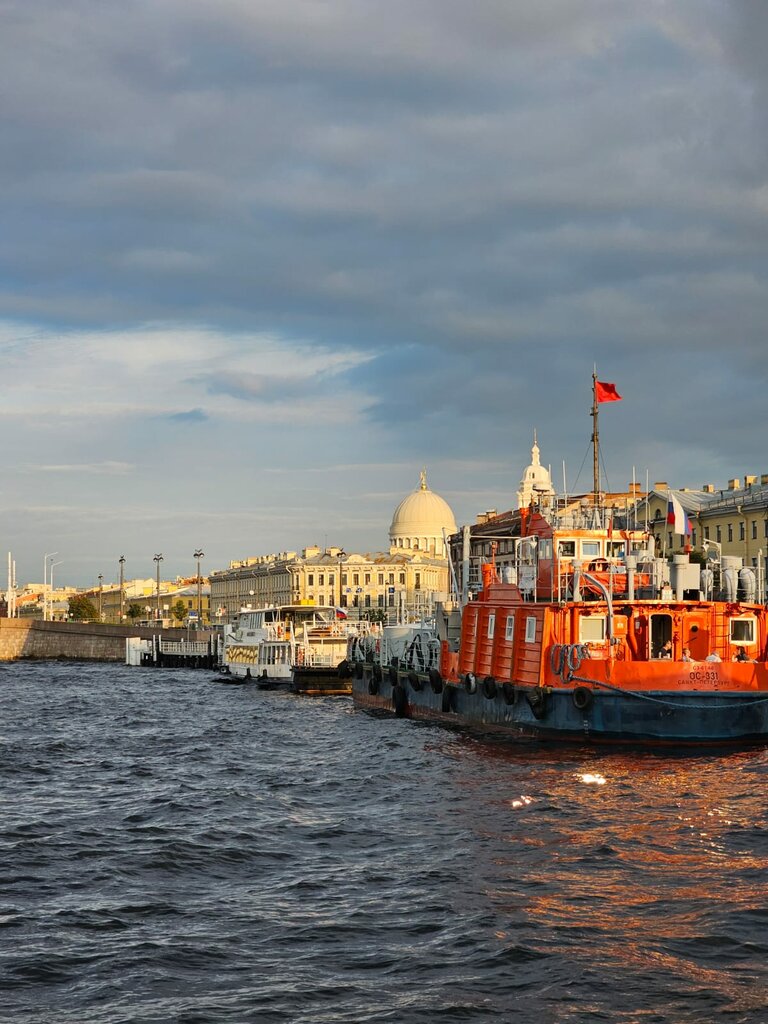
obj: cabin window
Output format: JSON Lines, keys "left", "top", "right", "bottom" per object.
{"left": 730, "top": 619, "right": 755, "bottom": 644}
{"left": 487, "top": 614, "right": 495, "bottom": 639}
{"left": 581, "top": 541, "right": 600, "bottom": 558}
{"left": 558, "top": 541, "right": 575, "bottom": 558}
{"left": 608, "top": 541, "right": 625, "bottom": 557}
{"left": 539, "top": 539, "right": 552, "bottom": 558}
{"left": 580, "top": 616, "right": 606, "bottom": 642}
{"left": 505, "top": 614, "right": 515, "bottom": 641}
{"left": 525, "top": 616, "right": 536, "bottom": 643}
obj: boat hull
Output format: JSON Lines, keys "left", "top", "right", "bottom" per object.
{"left": 352, "top": 665, "right": 768, "bottom": 746}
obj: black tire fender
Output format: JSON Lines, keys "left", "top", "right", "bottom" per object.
{"left": 572, "top": 686, "right": 593, "bottom": 711}
{"left": 464, "top": 672, "right": 477, "bottom": 695}
{"left": 482, "top": 675, "right": 497, "bottom": 699}
{"left": 392, "top": 683, "right": 408, "bottom": 717}
{"left": 428, "top": 668, "right": 443, "bottom": 693}
{"left": 408, "top": 670, "right": 423, "bottom": 692}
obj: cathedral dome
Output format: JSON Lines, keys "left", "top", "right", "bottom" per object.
{"left": 517, "top": 432, "right": 555, "bottom": 509}
{"left": 389, "top": 471, "right": 456, "bottom": 558}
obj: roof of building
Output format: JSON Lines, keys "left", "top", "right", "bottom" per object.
{"left": 389, "top": 470, "right": 457, "bottom": 538}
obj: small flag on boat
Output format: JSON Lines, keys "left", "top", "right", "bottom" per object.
{"left": 335, "top": 607, "right": 348, "bottom": 619}
{"left": 667, "top": 491, "right": 691, "bottom": 536}
{"left": 595, "top": 380, "right": 622, "bottom": 403}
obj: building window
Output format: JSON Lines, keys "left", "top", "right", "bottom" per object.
{"left": 378, "top": 573, "right": 384, "bottom": 585}
{"left": 364, "top": 573, "right": 371, "bottom": 585}
{"left": 692, "top": 529, "right": 697, "bottom": 547}
{"left": 364, "top": 594, "right": 371, "bottom": 607}
{"left": 415, "top": 573, "right": 421, "bottom": 590}
{"left": 308, "top": 574, "right": 314, "bottom": 586}
{"left": 752, "top": 521, "right": 758, "bottom": 540}
{"left": 728, "top": 524, "right": 733, "bottom": 543}
{"left": 353, "top": 573, "right": 359, "bottom": 586}
{"left": 739, "top": 522, "right": 745, "bottom": 541}
{"left": 328, "top": 574, "right": 334, "bottom": 587}
{"left": 703, "top": 526, "right": 710, "bottom": 540}
{"left": 341, "top": 595, "right": 347, "bottom": 607}
{"left": 388, "top": 593, "right": 395, "bottom": 607}
{"left": 716, "top": 526, "right": 722, "bottom": 543}
{"left": 319, "top": 574, "right": 324, "bottom": 586}
{"left": 388, "top": 573, "right": 394, "bottom": 584}
{"left": 377, "top": 594, "right": 384, "bottom": 607}
{"left": 342, "top": 574, "right": 348, "bottom": 586}
{"left": 399, "top": 573, "right": 405, "bottom": 585}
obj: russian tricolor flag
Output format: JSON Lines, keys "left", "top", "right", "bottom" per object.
{"left": 667, "top": 491, "right": 691, "bottom": 536}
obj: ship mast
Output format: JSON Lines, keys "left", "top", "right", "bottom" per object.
{"left": 591, "top": 369, "right": 600, "bottom": 508}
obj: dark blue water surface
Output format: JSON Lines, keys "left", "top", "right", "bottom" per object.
{"left": 2, "top": 662, "right": 768, "bottom": 1024}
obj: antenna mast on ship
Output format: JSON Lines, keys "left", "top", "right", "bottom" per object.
{"left": 591, "top": 369, "right": 600, "bottom": 508}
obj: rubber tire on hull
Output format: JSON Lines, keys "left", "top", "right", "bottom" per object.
{"left": 482, "top": 676, "right": 497, "bottom": 700}
{"left": 392, "top": 684, "right": 408, "bottom": 718}
{"left": 368, "top": 676, "right": 380, "bottom": 695}
{"left": 441, "top": 686, "right": 456, "bottom": 714}
{"left": 408, "top": 670, "right": 423, "bottom": 691}
{"left": 428, "top": 668, "right": 443, "bottom": 694}
{"left": 572, "top": 686, "right": 593, "bottom": 711}
{"left": 502, "top": 682, "right": 515, "bottom": 705}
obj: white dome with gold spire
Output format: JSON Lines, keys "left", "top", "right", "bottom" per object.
{"left": 389, "top": 470, "right": 457, "bottom": 558}
{"left": 516, "top": 431, "right": 555, "bottom": 509}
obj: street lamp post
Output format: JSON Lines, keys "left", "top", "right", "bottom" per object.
{"left": 118, "top": 555, "right": 125, "bottom": 622}
{"left": 98, "top": 574, "right": 103, "bottom": 621}
{"left": 49, "top": 560, "right": 64, "bottom": 621}
{"left": 43, "top": 551, "right": 58, "bottom": 621}
{"left": 194, "top": 549, "right": 204, "bottom": 627}
{"left": 153, "top": 554, "right": 163, "bottom": 621}
{"left": 337, "top": 550, "right": 346, "bottom": 610}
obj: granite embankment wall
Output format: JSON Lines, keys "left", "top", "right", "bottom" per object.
{"left": 0, "top": 618, "right": 211, "bottom": 662}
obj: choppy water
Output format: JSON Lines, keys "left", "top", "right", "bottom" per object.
{"left": 1, "top": 662, "right": 767, "bottom": 1024}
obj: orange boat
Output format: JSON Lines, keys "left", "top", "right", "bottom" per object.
{"left": 350, "top": 378, "right": 768, "bottom": 745}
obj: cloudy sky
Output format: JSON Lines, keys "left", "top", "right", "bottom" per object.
{"left": 2, "top": 1, "right": 768, "bottom": 587}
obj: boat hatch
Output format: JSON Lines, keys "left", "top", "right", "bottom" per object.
{"left": 650, "top": 613, "right": 672, "bottom": 659}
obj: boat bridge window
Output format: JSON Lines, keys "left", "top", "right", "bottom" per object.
{"left": 505, "top": 614, "right": 515, "bottom": 641}
{"left": 525, "top": 616, "right": 536, "bottom": 643}
{"left": 731, "top": 619, "right": 755, "bottom": 644}
{"left": 557, "top": 541, "right": 576, "bottom": 558}
{"left": 579, "top": 616, "right": 606, "bottom": 643}
{"left": 581, "top": 541, "right": 601, "bottom": 558}
{"left": 608, "top": 542, "right": 626, "bottom": 558}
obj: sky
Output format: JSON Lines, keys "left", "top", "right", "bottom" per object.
{"left": 2, "top": 1, "right": 768, "bottom": 588}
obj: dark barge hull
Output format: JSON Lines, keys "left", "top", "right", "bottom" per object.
{"left": 291, "top": 666, "right": 352, "bottom": 696}
{"left": 351, "top": 665, "right": 768, "bottom": 747}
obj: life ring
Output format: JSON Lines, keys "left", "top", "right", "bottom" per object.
{"left": 482, "top": 675, "right": 497, "bottom": 699}
{"left": 368, "top": 676, "right": 380, "bottom": 695}
{"left": 502, "top": 682, "right": 515, "bottom": 705}
{"left": 441, "top": 686, "right": 455, "bottom": 714}
{"left": 392, "top": 684, "right": 407, "bottom": 717}
{"left": 428, "top": 668, "right": 443, "bottom": 693}
{"left": 408, "top": 670, "right": 423, "bottom": 692}
{"left": 464, "top": 672, "right": 477, "bottom": 695}
{"left": 572, "top": 686, "right": 593, "bottom": 711}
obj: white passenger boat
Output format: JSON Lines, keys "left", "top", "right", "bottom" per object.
{"left": 223, "top": 604, "right": 378, "bottom": 693}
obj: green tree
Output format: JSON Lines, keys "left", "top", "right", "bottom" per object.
{"left": 126, "top": 602, "right": 143, "bottom": 621}
{"left": 172, "top": 599, "right": 187, "bottom": 624}
{"left": 68, "top": 595, "right": 99, "bottom": 621}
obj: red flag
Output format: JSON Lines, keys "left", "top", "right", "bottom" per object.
{"left": 595, "top": 380, "right": 622, "bottom": 403}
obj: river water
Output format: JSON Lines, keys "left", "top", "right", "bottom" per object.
{"left": 1, "top": 661, "right": 767, "bottom": 1024}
